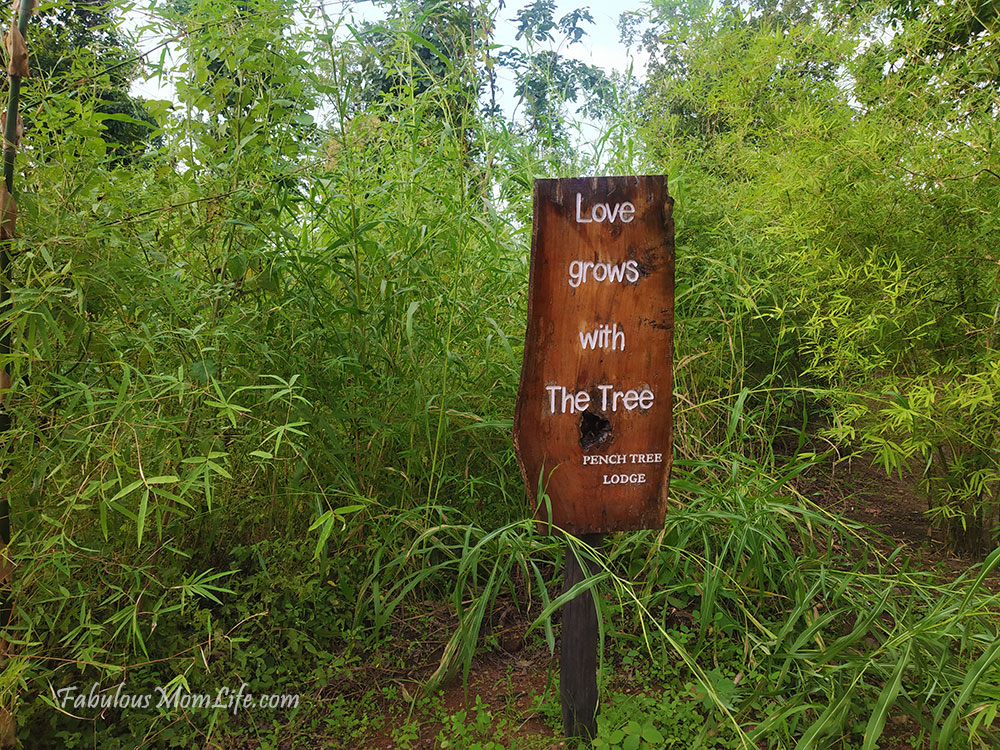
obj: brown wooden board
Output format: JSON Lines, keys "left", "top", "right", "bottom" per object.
{"left": 560, "top": 533, "right": 603, "bottom": 739}
{"left": 513, "top": 175, "right": 674, "bottom": 534}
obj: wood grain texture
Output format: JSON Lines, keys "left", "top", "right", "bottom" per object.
{"left": 560, "top": 533, "right": 603, "bottom": 740}
{"left": 514, "top": 175, "right": 674, "bottom": 533}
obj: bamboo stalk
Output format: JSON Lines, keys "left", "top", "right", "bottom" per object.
{"left": 0, "top": 0, "right": 33, "bottom": 745}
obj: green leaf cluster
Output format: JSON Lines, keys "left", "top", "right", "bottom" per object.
{"left": 640, "top": 0, "right": 1000, "bottom": 549}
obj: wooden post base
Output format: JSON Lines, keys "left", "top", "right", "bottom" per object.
{"left": 560, "top": 533, "right": 604, "bottom": 740}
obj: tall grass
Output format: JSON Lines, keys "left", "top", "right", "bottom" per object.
{"left": 1, "top": 1, "right": 997, "bottom": 747}
{"left": 346, "top": 441, "right": 1000, "bottom": 747}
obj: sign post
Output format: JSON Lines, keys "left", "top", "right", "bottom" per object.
{"left": 513, "top": 175, "right": 674, "bottom": 739}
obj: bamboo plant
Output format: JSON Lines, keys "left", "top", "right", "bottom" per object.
{"left": 0, "top": 0, "right": 32, "bottom": 744}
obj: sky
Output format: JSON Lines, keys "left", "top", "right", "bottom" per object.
{"left": 488, "top": 0, "right": 651, "bottom": 124}
{"left": 128, "top": 0, "right": 652, "bottom": 126}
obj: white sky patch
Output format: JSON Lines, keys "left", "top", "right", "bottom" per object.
{"left": 490, "top": 1, "right": 649, "bottom": 76}
{"left": 124, "top": 4, "right": 178, "bottom": 105}
{"left": 559, "top": 5, "right": 649, "bottom": 78}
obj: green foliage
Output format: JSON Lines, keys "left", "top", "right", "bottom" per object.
{"left": 346, "top": 0, "right": 489, "bottom": 126}
{"left": 500, "top": 0, "right": 615, "bottom": 149}
{"left": 640, "top": 0, "right": 1000, "bottom": 548}
{"left": 5, "top": 0, "right": 534, "bottom": 743}
{"left": 3, "top": 0, "right": 1000, "bottom": 747}
{"left": 434, "top": 696, "right": 506, "bottom": 749}
{"left": 30, "top": 0, "right": 160, "bottom": 162}
{"left": 826, "top": 361, "right": 1000, "bottom": 553}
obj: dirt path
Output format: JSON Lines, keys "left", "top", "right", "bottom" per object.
{"left": 792, "top": 454, "right": 996, "bottom": 580}
{"left": 363, "top": 646, "right": 562, "bottom": 749}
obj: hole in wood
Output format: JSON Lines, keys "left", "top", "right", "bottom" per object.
{"left": 579, "top": 409, "right": 612, "bottom": 451}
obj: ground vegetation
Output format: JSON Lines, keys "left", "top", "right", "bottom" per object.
{"left": 0, "top": 0, "right": 997, "bottom": 747}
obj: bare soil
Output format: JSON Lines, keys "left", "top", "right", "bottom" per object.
{"left": 792, "top": 453, "right": 998, "bottom": 583}
{"left": 361, "top": 638, "right": 562, "bottom": 749}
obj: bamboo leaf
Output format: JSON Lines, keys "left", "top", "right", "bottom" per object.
{"left": 937, "top": 639, "right": 1000, "bottom": 749}
{"left": 863, "top": 641, "right": 912, "bottom": 750}
{"left": 109, "top": 479, "right": 143, "bottom": 504}
{"left": 136, "top": 488, "right": 149, "bottom": 548}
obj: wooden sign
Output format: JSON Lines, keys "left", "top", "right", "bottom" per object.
{"left": 514, "top": 175, "right": 674, "bottom": 534}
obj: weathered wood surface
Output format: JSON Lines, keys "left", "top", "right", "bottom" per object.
{"left": 560, "top": 533, "right": 604, "bottom": 740}
{"left": 514, "top": 175, "right": 674, "bottom": 534}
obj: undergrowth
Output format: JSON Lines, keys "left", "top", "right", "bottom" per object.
{"left": 2, "top": 0, "right": 998, "bottom": 748}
